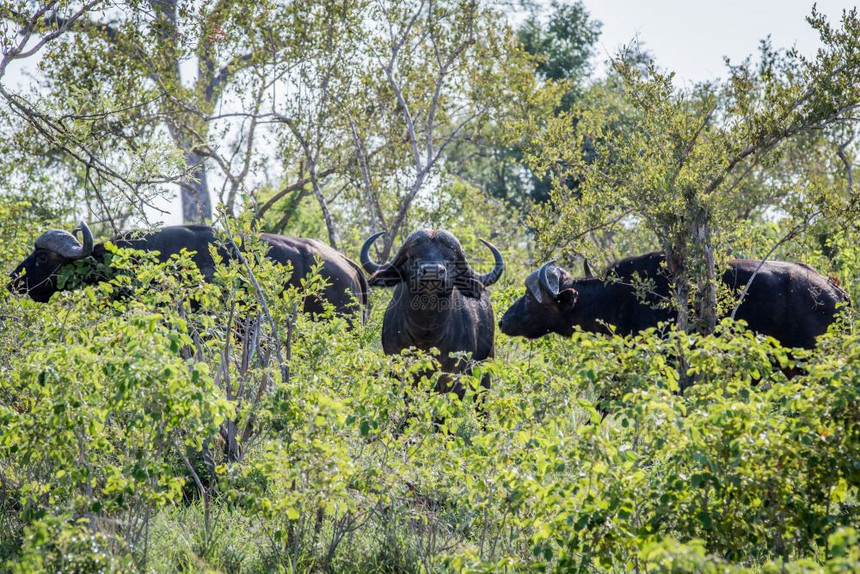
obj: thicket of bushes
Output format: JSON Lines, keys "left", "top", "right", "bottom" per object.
{"left": 0, "top": 216, "right": 857, "bottom": 573}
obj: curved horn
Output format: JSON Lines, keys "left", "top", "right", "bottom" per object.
{"left": 34, "top": 222, "right": 93, "bottom": 261}
{"left": 538, "top": 260, "right": 558, "bottom": 298}
{"left": 71, "top": 221, "right": 94, "bottom": 259}
{"left": 583, "top": 258, "right": 594, "bottom": 279}
{"left": 360, "top": 232, "right": 387, "bottom": 274}
{"left": 475, "top": 239, "right": 504, "bottom": 287}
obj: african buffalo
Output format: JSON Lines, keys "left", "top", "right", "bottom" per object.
{"left": 499, "top": 252, "right": 849, "bottom": 349}
{"left": 360, "top": 230, "right": 504, "bottom": 398}
{"left": 8, "top": 222, "right": 369, "bottom": 320}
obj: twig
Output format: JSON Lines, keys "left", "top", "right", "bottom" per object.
{"left": 729, "top": 212, "right": 820, "bottom": 320}
{"left": 219, "top": 217, "right": 286, "bottom": 380}
{"left": 836, "top": 138, "right": 854, "bottom": 196}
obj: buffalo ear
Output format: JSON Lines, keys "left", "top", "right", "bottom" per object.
{"left": 369, "top": 265, "right": 403, "bottom": 287}
{"left": 556, "top": 288, "right": 578, "bottom": 308}
{"left": 455, "top": 270, "right": 484, "bottom": 298}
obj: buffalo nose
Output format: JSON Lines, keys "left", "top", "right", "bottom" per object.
{"left": 499, "top": 313, "right": 515, "bottom": 335}
{"left": 418, "top": 263, "right": 447, "bottom": 279}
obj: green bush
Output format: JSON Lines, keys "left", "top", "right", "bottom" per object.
{"left": 1, "top": 229, "right": 857, "bottom": 572}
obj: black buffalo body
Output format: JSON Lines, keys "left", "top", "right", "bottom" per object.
{"left": 9, "top": 222, "right": 369, "bottom": 320}
{"left": 361, "top": 230, "right": 504, "bottom": 398}
{"left": 499, "top": 252, "right": 849, "bottom": 348}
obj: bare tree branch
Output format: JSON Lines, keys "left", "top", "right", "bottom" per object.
{"left": 255, "top": 166, "right": 338, "bottom": 221}
{"left": 836, "top": 138, "right": 855, "bottom": 196}
{"left": 382, "top": 0, "right": 426, "bottom": 171}
{"left": 278, "top": 112, "right": 340, "bottom": 248}
{"left": 205, "top": 52, "right": 255, "bottom": 102}
{"left": 348, "top": 118, "right": 387, "bottom": 232}
{"left": 0, "top": 1, "right": 103, "bottom": 79}
{"left": 729, "top": 211, "right": 820, "bottom": 320}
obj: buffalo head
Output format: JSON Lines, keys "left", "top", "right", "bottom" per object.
{"left": 499, "top": 260, "right": 588, "bottom": 339}
{"left": 8, "top": 221, "right": 94, "bottom": 302}
{"left": 360, "top": 230, "right": 504, "bottom": 299}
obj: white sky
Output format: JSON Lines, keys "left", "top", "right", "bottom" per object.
{"left": 582, "top": 0, "right": 855, "bottom": 84}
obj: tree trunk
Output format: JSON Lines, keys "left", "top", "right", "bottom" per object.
{"left": 307, "top": 160, "right": 339, "bottom": 249}
{"left": 182, "top": 151, "right": 212, "bottom": 223}
{"left": 665, "top": 242, "right": 690, "bottom": 332}
{"left": 220, "top": 419, "right": 242, "bottom": 463}
{"left": 272, "top": 188, "right": 310, "bottom": 234}
{"left": 692, "top": 219, "right": 717, "bottom": 335}
{"left": 671, "top": 188, "right": 718, "bottom": 336}
{"left": 666, "top": 242, "right": 697, "bottom": 392}
{"left": 379, "top": 172, "right": 428, "bottom": 260}
{"left": 665, "top": 190, "right": 718, "bottom": 391}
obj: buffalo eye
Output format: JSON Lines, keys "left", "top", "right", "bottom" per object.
{"left": 35, "top": 252, "right": 48, "bottom": 265}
